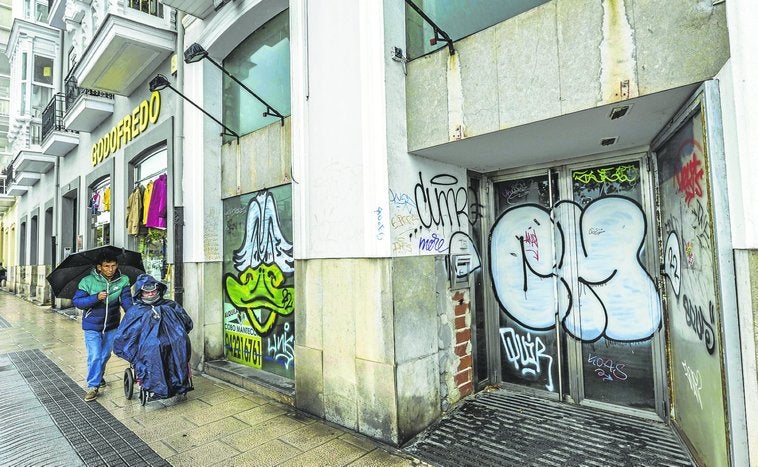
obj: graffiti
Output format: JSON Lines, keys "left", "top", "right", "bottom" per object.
{"left": 468, "top": 186, "right": 483, "bottom": 224}
{"left": 500, "top": 327, "right": 554, "bottom": 391}
{"left": 413, "top": 172, "right": 469, "bottom": 230}
{"left": 689, "top": 199, "right": 711, "bottom": 249}
{"left": 572, "top": 164, "right": 639, "bottom": 185}
{"left": 375, "top": 207, "right": 385, "bottom": 240}
{"left": 489, "top": 196, "right": 661, "bottom": 342}
{"left": 500, "top": 181, "right": 530, "bottom": 205}
{"left": 664, "top": 231, "right": 681, "bottom": 297}
{"left": 682, "top": 294, "right": 716, "bottom": 355}
{"left": 685, "top": 241, "right": 695, "bottom": 267}
{"left": 232, "top": 191, "right": 294, "bottom": 274}
{"left": 267, "top": 322, "right": 294, "bottom": 369}
{"left": 389, "top": 189, "right": 417, "bottom": 213}
{"left": 392, "top": 239, "right": 412, "bottom": 254}
{"left": 676, "top": 152, "right": 704, "bottom": 206}
{"left": 419, "top": 233, "right": 446, "bottom": 252}
{"left": 587, "top": 353, "right": 628, "bottom": 382}
{"left": 523, "top": 227, "right": 539, "bottom": 261}
{"left": 391, "top": 214, "right": 418, "bottom": 229}
{"left": 225, "top": 191, "right": 295, "bottom": 336}
{"left": 447, "top": 232, "right": 482, "bottom": 279}
{"left": 681, "top": 360, "right": 703, "bottom": 409}
{"left": 588, "top": 227, "right": 605, "bottom": 236}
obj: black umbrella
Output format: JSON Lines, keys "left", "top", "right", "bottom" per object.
{"left": 46, "top": 245, "right": 145, "bottom": 299}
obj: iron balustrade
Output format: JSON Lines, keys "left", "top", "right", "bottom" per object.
{"left": 128, "top": 0, "right": 163, "bottom": 17}
{"left": 42, "top": 93, "right": 78, "bottom": 142}
{"left": 3, "top": 166, "right": 12, "bottom": 190}
{"left": 64, "top": 76, "right": 114, "bottom": 111}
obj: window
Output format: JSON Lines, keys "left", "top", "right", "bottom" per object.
{"left": 31, "top": 55, "right": 53, "bottom": 117}
{"left": 20, "top": 52, "right": 27, "bottom": 115}
{"left": 90, "top": 177, "right": 111, "bottom": 247}
{"left": 131, "top": 147, "right": 169, "bottom": 285}
{"left": 222, "top": 9, "right": 290, "bottom": 139}
{"left": 23, "top": 0, "right": 47, "bottom": 22}
{"left": 405, "top": 0, "right": 549, "bottom": 59}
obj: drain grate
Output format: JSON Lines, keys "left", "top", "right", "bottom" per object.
{"left": 6, "top": 349, "right": 167, "bottom": 466}
{"left": 404, "top": 390, "right": 694, "bottom": 467}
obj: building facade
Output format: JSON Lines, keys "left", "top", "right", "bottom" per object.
{"left": 2, "top": 1, "right": 756, "bottom": 466}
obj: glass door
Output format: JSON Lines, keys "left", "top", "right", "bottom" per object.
{"left": 488, "top": 157, "right": 664, "bottom": 413}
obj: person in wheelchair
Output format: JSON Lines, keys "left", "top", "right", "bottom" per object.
{"left": 113, "top": 274, "right": 193, "bottom": 400}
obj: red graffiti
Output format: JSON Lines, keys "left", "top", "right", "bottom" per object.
{"left": 676, "top": 152, "right": 704, "bottom": 206}
{"left": 524, "top": 227, "right": 539, "bottom": 261}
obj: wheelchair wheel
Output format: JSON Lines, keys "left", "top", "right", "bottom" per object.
{"left": 139, "top": 387, "right": 147, "bottom": 406}
{"left": 123, "top": 368, "right": 134, "bottom": 400}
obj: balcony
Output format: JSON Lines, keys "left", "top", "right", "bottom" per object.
{"left": 62, "top": 77, "right": 115, "bottom": 132}
{"left": 72, "top": 12, "right": 175, "bottom": 95}
{"left": 41, "top": 93, "right": 79, "bottom": 157}
{"left": 160, "top": 0, "right": 215, "bottom": 19}
{"left": 15, "top": 150, "right": 55, "bottom": 175}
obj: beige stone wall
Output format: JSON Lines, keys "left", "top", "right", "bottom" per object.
{"left": 219, "top": 118, "right": 292, "bottom": 199}
{"left": 295, "top": 256, "right": 456, "bottom": 445}
{"left": 407, "top": 0, "right": 730, "bottom": 152}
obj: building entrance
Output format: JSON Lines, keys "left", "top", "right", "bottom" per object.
{"left": 482, "top": 155, "right": 666, "bottom": 416}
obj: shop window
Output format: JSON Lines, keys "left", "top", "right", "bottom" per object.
{"left": 222, "top": 184, "right": 294, "bottom": 379}
{"left": 90, "top": 177, "right": 111, "bottom": 247}
{"left": 128, "top": 147, "right": 168, "bottom": 284}
{"left": 405, "top": 0, "right": 548, "bottom": 59}
{"left": 222, "top": 9, "right": 290, "bottom": 139}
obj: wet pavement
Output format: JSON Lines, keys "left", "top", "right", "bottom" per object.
{"left": 0, "top": 291, "right": 416, "bottom": 466}
{"left": 0, "top": 290, "right": 696, "bottom": 467}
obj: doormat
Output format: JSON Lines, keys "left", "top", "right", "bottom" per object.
{"left": 404, "top": 390, "right": 693, "bottom": 467}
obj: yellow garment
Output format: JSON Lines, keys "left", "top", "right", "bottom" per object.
{"left": 103, "top": 186, "right": 111, "bottom": 211}
{"left": 126, "top": 186, "right": 143, "bottom": 235}
{"left": 142, "top": 181, "right": 154, "bottom": 225}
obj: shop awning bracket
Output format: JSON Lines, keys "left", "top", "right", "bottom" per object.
{"left": 405, "top": 0, "right": 456, "bottom": 56}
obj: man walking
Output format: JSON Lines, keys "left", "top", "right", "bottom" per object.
{"left": 72, "top": 251, "right": 133, "bottom": 401}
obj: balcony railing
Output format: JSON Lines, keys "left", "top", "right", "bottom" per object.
{"left": 128, "top": 0, "right": 163, "bottom": 17}
{"left": 42, "top": 93, "right": 78, "bottom": 142}
{"left": 5, "top": 164, "right": 14, "bottom": 188}
{"left": 65, "top": 76, "right": 115, "bottom": 110}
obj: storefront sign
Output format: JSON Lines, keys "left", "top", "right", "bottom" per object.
{"left": 91, "top": 91, "right": 161, "bottom": 166}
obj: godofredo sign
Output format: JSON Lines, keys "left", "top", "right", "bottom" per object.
{"left": 91, "top": 91, "right": 161, "bottom": 166}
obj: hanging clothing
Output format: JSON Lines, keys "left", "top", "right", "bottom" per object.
{"left": 145, "top": 174, "right": 168, "bottom": 229}
{"left": 103, "top": 186, "right": 111, "bottom": 212}
{"left": 142, "top": 180, "right": 154, "bottom": 226}
{"left": 90, "top": 192, "right": 100, "bottom": 215}
{"left": 126, "top": 185, "right": 144, "bottom": 235}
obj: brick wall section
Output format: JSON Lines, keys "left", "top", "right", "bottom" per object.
{"left": 452, "top": 291, "right": 473, "bottom": 397}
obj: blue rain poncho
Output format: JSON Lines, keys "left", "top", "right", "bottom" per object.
{"left": 113, "top": 274, "right": 193, "bottom": 398}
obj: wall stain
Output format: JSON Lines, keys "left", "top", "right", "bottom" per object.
{"left": 600, "top": 0, "right": 639, "bottom": 103}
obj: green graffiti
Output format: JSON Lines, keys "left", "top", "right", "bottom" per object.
{"left": 225, "top": 263, "right": 294, "bottom": 335}
{"left": 573, "top": 165, "right": 639, "bottom": 184}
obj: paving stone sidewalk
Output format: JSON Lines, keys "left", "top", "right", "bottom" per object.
{"left": 0, "top": 291, "right": 419, "bottom": 466}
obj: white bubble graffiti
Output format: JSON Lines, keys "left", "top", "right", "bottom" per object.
{"left": 489, "top": 196, "right": 661, "bottom": 342}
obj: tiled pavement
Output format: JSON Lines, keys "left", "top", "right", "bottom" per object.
{"left": 0, "top": 292, "right": 418, "bottom": 466}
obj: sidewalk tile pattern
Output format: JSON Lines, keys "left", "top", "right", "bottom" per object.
{"left": 6, "top": 349, "right": 167, "bottom": 466}
{"left": 0, "top": 355, "right": 83, "bottom": 466}
{"left": 405, "top": 390, "right": 694, "bottom": 467}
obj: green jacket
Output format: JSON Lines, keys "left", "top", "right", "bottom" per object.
{"left": 72, "top": 269, "right": 132, "bottom": 332}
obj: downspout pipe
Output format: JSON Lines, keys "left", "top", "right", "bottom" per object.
{"left": 173, "top": 11, "right": 185, "bottom": 307}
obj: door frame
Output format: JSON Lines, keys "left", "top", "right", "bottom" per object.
{"left": 478, "top": 149, "right": 669, "bottom": 421}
